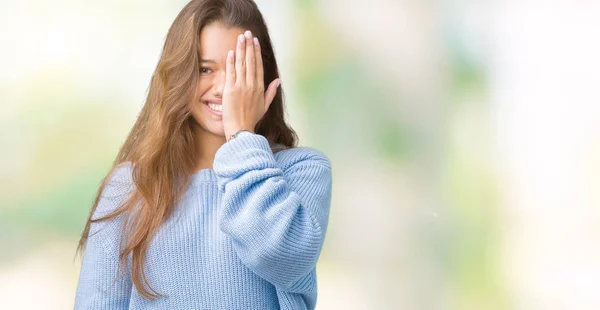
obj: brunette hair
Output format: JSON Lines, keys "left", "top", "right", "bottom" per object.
{"left": 76, "top": 0, "right": 297, "bottom": 299}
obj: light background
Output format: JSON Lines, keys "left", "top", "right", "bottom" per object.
{"left": 1, "top": 0, "right": 599, "bottom": 309}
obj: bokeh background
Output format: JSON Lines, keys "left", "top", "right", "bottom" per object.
{"left": 1, "top": 0, "right": 599, "bottom": 309}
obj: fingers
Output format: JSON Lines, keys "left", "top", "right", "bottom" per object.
{"left": 235, "top": 33, "right": 246, "bottom": 84}
{"left": 244, "top": 31, "right": 256, "bottom": 86}
{"left": 234, "top": 30, "right": 263, "bottom": 91}
{"left": 254, "top": 37, "right": 264, "bottom": 90}
{"left": 225, "top": 50, "right": 235, "bottom": 87}
{"left": 264, "top": 78, "right": 281, "bottom": 109}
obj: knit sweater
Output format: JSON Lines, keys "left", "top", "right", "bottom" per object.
{"left": 74, "top": 132, "right": 333, "bottom": 310}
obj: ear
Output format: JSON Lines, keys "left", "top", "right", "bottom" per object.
{"left": 264, "top": 78, "right": 281, "bottom": 110}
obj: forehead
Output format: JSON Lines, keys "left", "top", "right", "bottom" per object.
{"left": 199, "top": 22, "right": 245, "bottom": 61}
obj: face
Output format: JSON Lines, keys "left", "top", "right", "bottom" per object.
{"left": 189, "top": 22, "right": 245, "bottom": 138}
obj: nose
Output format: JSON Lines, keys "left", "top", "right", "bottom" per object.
{"left": 211, "top": 70, "right": 226, "bottom": 97}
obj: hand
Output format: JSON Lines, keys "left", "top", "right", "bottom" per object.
{"left": 222, "top": 30, "right": 281, "bottom": 140}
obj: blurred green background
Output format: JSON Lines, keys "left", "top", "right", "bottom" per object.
{"left": 1, "top": 0, "right": 599, "bottom": 309}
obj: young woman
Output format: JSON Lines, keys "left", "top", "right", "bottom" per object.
{"left": 74, "top": 0, "right": 333, "bottom": 309}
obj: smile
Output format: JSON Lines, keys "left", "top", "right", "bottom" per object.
{"left": 203, "top": 101, "right": 223, "bottom": 117}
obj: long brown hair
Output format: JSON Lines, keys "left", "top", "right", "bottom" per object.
{"left": 76, "top": 0, "right": 297, "bottom": 299}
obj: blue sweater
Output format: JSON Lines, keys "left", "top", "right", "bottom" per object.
{"left": 74, "top": 132, "right": 333, "bottom": 309}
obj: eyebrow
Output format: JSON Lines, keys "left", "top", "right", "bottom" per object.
{"left": 200, "top": 59, "right": 217, "bottom": 64}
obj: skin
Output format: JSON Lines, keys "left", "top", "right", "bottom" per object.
{"left": 189, "top": 22, "right": 280, "bottom": 172}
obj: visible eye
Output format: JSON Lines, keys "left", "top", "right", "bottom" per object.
{"left": 200, "top": 67, "right": 213, "bottom": 75}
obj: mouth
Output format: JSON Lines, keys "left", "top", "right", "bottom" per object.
{"left": 202, "top": 100, "right": 223, "bottom": 116}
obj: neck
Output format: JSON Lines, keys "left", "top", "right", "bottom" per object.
{"left": 192, "top": 123, "right": 226, "bottom": 172}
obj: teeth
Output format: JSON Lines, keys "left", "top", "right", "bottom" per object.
{"left": 207, "top": 103, "right": 222, "bottom": 112}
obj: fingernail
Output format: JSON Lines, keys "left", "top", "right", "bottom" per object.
{"left": 228, "top": 50, "right": 234, "bottom": 59}
{"left": 276, "top": 80, "right": 281, "bottom": 88}
{"left": 238, "top": 34, "right": 245, "bottom": 43}
{"left": 245, "top": 30, "right": 252, "bottom": 39}
{"left": 253, "top": 37, "right": 259, "bottom": 45}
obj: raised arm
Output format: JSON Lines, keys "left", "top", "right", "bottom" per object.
{"left": 213, "top": 133, "right": 333, "bottom": 297}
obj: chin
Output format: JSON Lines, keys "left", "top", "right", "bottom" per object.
{"left": 201, "top": 120, "right": 226, "bottom": 137}
{"left": 210, "top": 121, "right": 225, "bottom": 136}
{"left": 211, "top": 128, "right": 226, "bottom": 137}
{"left": 188, "top": 115, "right": 222, "bottom": 136}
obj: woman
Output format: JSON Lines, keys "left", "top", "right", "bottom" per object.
{"left": 74, "top": 0, "right": 333, "bottom": 309}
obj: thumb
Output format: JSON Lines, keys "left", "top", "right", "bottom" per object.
{"left": 264, "top": 79, "right": 281, "bottom": 109}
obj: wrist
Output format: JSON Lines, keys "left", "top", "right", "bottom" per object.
{"left": 227, "top": 129, "right": 254, "bottom": 141}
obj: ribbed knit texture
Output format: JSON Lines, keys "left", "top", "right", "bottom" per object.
{"left": 74, "top": 132, "right": 333, "bottom": 310}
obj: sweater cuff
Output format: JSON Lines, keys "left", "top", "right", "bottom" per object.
{"left": 213, "top": 132, "right": 278, "bottom": 187}
{"left": 216, "top": 131, "right": 272, "bottom": 160}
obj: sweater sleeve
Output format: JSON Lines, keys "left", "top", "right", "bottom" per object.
{"left": 213, "top": 133, "right": 333, "bottom": 294}
{"left": 74, "top": 164, "right": 134, "bottom": 310}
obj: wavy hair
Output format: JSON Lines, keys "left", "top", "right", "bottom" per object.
{"left": 76, "top": 0, "right": 297, "bottom": 299}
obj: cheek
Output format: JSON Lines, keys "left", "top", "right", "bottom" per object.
{"left": 194, "top": 74, "right": 212, "bottom": 90}
{"left": 195, "top": 81, "right": 210, "bottom": 96}
{"left": 190, "top": 83, "right": 209, "bottom": 113}
{"left": 188, "top": 100, "right": 204, "bottom": 120}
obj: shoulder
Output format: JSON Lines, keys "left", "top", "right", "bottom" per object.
{"left": 111, "top": 161, "right": 134, "bottom": 180}
{"left": 273, "top": 146, "right": 331, "bottom": 172}
{"left": 99, "top": 161, "right": 135, "bottom": 199}
{"left": 91, "top": 162, "right": 136, "bottom": 230}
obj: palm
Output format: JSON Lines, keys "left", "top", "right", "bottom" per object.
{"left": 221, "top": 30, "right": 280, "bottom": 140}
